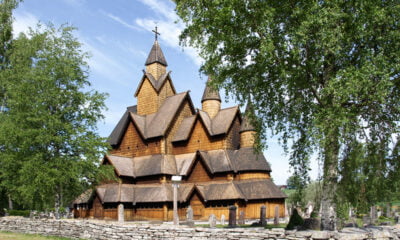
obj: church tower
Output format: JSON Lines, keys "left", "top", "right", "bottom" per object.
{"left": 201, "top": 77, "right": 221, "bottom": 118}
{"left": 135, "top": 28, "right": 176, "bottom": 115}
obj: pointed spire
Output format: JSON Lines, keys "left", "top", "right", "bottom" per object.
{"left": 240, "top": 99, "right": 256, "bottom": 133}
{"left": 201, "top": 77, "right": 221, "bottom": 102}
{"left": 145, "top": 40, "right": 168, "bottom": 66}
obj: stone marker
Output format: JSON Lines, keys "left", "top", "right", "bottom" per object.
{"left": 260, "top": 205, "right": 266, "bottom": 226}
{"left": 209, "top": 214, "right": 216, "bottom": 228}
{"left": 228, "top": 205, "right": 237, "bottom": 227}
{"left": 370, "top": 206, "right": 377, "bottom": 225}
{"left": 386, "top": 203, "right": 392, "bottom": 218}
{"left": 274, "top": 206, "right": 279, "bottom": 225}
{"left": 186, "top": 206, "right": 194, "bottom": 227}
{"left": 118, "top": 203, "right": 124, "bottom": 223}
{"left": 238, "top": 211, "right": 245, "bottom": 225}
{"left": 221, "top": 214, "right": 225, "bottom": 225}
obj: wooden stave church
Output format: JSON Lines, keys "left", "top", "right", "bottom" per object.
{"left": 73, "top": 38, "right": 286, "bottom": 221}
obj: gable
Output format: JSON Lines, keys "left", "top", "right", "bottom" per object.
{"left": 165, "top": 99, "right": 196, "bottom": 154}
{"left": 137, "top": 78, "right": 159, "bottom": 115}
{"left": 187, "top": 157, "right": 213, "bottom": 183}
{"left": 172, "top": 119, "right": 226, "bottom": 155}
{"left": 110, "top": 121, "right": 161, "bottom": 157}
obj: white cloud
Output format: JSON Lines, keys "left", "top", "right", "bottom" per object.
{"left": 137, "top": 0, "right": 176, "bottom": 22}
{"left": 80, "top": 38, "right": 132, "bottom": 87}
{"left": 134, "top": 1, "right": 203, "bottom": 66}
{"left": 102, "top": 11, "right": 141, "bottom": 31}
{"left": 62, "top": 0, "right": 85, "bottom": 7}
{"left": 13, "top": 11, "right": 39, "bottom": 35}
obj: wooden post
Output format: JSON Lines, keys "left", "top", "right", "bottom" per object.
{"left": 163, "top": 204, "right": 168, "bottom": 222}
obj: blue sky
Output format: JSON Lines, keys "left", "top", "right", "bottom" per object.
{"left": 12, "top": 0, "right": 320, "bottom": 185}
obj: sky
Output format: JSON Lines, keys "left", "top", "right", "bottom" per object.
{"left": 12, "top": 0, "right": 320, "bottom": 185}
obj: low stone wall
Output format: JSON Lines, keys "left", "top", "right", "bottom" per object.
{"left": 0, "top": 217, "right": 399, "bottom": 240}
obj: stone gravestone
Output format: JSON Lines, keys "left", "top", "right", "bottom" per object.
{"left": 370, "top": 206, "right": 377, "bottom": 225}
{"left": 274, "top": 206, "right": 280, "bottom": 225}
{"left": 228, "top": 205, "right": 237, "bottom": 227}
{"left": 386, "top": 203, "right": 392, "bottom": 218}
{"left": 118, "top": 203, "right": 124, "bottom": 223}
{"left": 209, "top": 214, "right": 216, "bottom": 228}
{"left": 186, "top": 206, "right": 194, "bottom": 227}
{"left": 220, "top": 214, "right": 225, "bottom": 225}
{"left": 238, "top": 211, "right": 245, "bottom": 225}
{"left": 260, "top": 205, "right": 266, "bottom": 226}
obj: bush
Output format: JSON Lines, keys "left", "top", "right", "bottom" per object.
{"left": 286, "top": 209, "right": 304, "bottom": 230}
{"left": 8, "top": 209, "right": 30, "bottom": 217}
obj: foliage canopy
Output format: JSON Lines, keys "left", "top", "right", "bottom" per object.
{"left": 0, "top": 1, "right": 109, "bottom": 211}
{"left": 175, "top": 0, "right": 400, "bottom": 229}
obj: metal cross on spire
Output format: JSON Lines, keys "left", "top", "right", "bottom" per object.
{"left": 152, "top": 25, "right": 160, "bottom": 41}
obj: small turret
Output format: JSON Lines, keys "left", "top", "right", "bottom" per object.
{"left": 240, "top": 101, "right": 256, "bottom": 148}
{"left": 201, "top": 77, "right": 221, "bottom": 118}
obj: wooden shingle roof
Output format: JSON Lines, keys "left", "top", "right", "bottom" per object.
{"left": 95, "top": 183, "right": 195, "bottom": 203}
{"left": 145, "top": 40, "right": 167, "bottom": 66}
{"left": 134, "top": 71, "right": 176, "bottom": 97}
{"left": 90, "top": 179, "right": 286, "bottom": 204}
{"left": 106, "top": 148, "right": 271, "bottom": 179}
{"left": 172, "top": 106, "right": 239, "bottom": 142}
{"left": 201, "top": 77, "right": 221, "bottom": 102}
{"left": 108, "top": 92, "right": 196, "bottom": 146}
{"left": 240, "top": 101, "right": 256, "bottom": 133}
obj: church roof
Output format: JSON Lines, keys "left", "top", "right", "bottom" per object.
{"left": 90, "top": 179, "right": 286, "bottom": 204}
{"left": 172, "top": 106, "right": 239, "bottom": 142}
{"left": 73, "top": 189, "right": 93, "bottom": 204}
{"left": 95, "top": 183, "right": 194, "bottom": 203}
{"left": 201, "top": 77, "right": 221, "bottom": 102}
{"left": 105, "top": 148, "right": 271, "bottom": 179}
{"left": 134, "top": 71, "right": 176, "bottom": 97}
{"left": 240, "top": 101, "right": 256, "bottom": 133}
{"left": 145, "top": 40, "right": 167, "bottom": 66}
{"left": 108, "top": 91, "right": 195, "bottom": 146}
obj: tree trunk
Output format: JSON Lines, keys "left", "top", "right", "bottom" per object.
{"left": 54, "top": 190, "right": 61, "bottom": 219}
{"left": 7, "top": 194, "right": 13, "bottom": 210}
{"left": 320, "top": 128, "right": 339, "bottom": 230}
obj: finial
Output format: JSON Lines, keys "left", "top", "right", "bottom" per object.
{"left": 152, "top": 25, "right": 160, "bottom": 41}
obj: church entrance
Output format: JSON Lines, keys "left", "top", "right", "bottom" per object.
{"left": 190, "top": 193, "right": 204, "bottom": 220}
{"left": 93, "top": 197, "right": 103, "bottom": 219}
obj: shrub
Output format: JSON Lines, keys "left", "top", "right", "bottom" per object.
{"left": 286, "top": 209, "right": 304, "bottom": 230}
{"left": 8, "top": 210, "right": 30, "bottom": 217}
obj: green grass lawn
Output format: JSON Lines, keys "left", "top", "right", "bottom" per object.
{"left": 0, "top": 231, "right": 73, "bottom": 240}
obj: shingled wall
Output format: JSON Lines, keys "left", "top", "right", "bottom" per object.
{"left": 1, "top": 217, "right": 399, "bottom": 240}
{"left": 110, "top": 122, "right": 161, "bottom": 157}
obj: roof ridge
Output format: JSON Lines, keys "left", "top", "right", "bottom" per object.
{"left": 232, "top": 182, "right": 247, "bottom": 201}
{"left": 224, "top": 149, "right": 237, "bottom": 173}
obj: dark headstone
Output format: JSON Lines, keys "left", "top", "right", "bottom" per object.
{"left": 344, "top": 222, "right": 359, "bottom": 228}
{"left": 301, "top": 218, "right": 321, "bottom": 230}
{"left": 228, "top": 205, "right": 237, "bottom": 227}
{"left": 260, "top": 205, "right": 266, "bottom": 226}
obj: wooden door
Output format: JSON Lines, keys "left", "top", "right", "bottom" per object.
{"left": 93, "top": 197, "right": 103, "bottom": 219}
{"left": 190, "top": 193, "right": 204, "bottom": 219}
